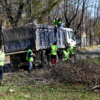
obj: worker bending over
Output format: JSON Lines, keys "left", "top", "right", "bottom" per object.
{"left": 62, "top": 46, "right": 70, "bottom": 62}
{"left": 68, "top": 43, "right": 75, "bottom": 58}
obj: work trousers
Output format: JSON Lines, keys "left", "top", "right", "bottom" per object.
{"left": 54, "top": 26, "right": 57, "bottom": 37}
{"left": 28, "top": 61, "right": 33, "bottom": 71}
{"left": 51, "top": 55, "right": 57, "bottom": 65}
{"left": 0, "top": 66, "right": 3, "bottom": 82}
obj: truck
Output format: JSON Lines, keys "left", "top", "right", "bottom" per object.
{"left": 1, "top": 23, "right": 76, "bottom": 69}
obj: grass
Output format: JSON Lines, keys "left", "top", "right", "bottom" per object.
{"left": 93, "top": 57, "right": 100, "bottom": 64}
{"left": 82, "top": 56, "right": 100, "bottom": 64}
{"left": 0, "top": 83, "right": 100, "bottom": 100}
{"left": 0, "top": 70, "right": 99, "bottom": 100}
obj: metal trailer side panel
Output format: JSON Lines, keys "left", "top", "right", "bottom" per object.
{"left": 2, "top": 26, "right": 36, "bottom": 53}
{"left": 2, "top": 25, "right": 66, "bottom": 54}
{"left": 35, "top": 28, "right": 65, "bottom": 50}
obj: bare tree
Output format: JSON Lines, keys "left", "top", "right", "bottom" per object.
{"left": 61, "top": 0, "right": 88, "bottom": 34}
{"left": 87, "top": 0, "right": 99, "bottom": 46}
{"left": 1, "top": 0, "right": 24, "bottom": 27}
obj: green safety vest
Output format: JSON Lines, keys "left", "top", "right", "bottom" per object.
{"left": 26, "top": 49, "right": 34, "bottom": 61}
{"left": 50, "top": 45, "right": 57, "bottom": 55}
{"left": 0, "top": 51, "right": 5, "bottom": 66}
{"left": 62, "top": 50, "right": 69, "bottom": 61}
{"left": 68, "top": 46, "right": 75, "bottom": 55}
{"left": 53, "top": 18, "right": 61, "bottom": 27}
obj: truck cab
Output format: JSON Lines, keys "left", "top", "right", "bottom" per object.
{"left": 63, "top": 28, "right": 76, "bottom": 47}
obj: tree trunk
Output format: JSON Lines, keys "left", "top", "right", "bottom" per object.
{"left": 99, "top": 33, "right": 100, "bottom": 44}
{"left": 80, "top": 30, "right": 82, "bottom": 48}
{"left": 90, "top": 32, "right": 93, "bottom": 46}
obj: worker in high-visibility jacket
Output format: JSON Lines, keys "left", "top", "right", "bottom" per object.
{"left": 50, "top": 41, "right": 58, "bottom": 65}
{"left": 0, "top": 50, "right": 5, "bottom": 85}
{"left": 68, "top": 43, "right": 75, "bottom": 57}
{"left": 26, "top": 48, "right": 35, "bottom": 73}
{"left": 62, "top": 47, "right": 70, "bottom": 61}
{"left": 53, "top": 18, "right": 62, "bottom": 37}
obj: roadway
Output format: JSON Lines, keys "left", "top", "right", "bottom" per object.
{"left": 76, "top": 46, "right": 100, "bottom": 60}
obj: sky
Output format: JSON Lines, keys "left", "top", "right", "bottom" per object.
{"left": 88, "top": 0, "right": 99, "bottom": 18}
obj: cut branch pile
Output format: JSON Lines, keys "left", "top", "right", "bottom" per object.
{"left": 48, "top": 61, "right": 100, "bottom": 92}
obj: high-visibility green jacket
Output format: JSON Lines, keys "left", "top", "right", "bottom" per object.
{"left": 68, "top": 46, "right": 75, "bottom": 55}
{"left": 0, "top": 51, "right": 5, "bottom": 66}
{"left": 50, "top": 45, "right": 57, "bottom": 55}
{"left": 62, "top": 50, "right": 70, "bottom": 61}
{"left": 26, "top": 49, "right": 34, "bottom": 61}
{"left": 53, "top": 18, "right": 61, "bottom": 27}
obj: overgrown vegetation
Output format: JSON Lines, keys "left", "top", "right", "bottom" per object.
{"left": 0, "top": 59, "right": 100, "bottom": 99}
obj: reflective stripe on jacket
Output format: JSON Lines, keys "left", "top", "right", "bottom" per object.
{"left": 68, "top": 46, "right": 75, "bottom": 55}
{"left": 53, "top": 18, "right": 61, "bottom": 27}
{"left": 26, "top": 49, "right": 34, "bottom": 61}
{"left": 62, "top": 50, "right": 69, "bottom": 61}
{"left": 0, "top": 51, "right": 5, "bottom": 66}
{"left": 50, "top": 45, "right": 57, "bottom": 55}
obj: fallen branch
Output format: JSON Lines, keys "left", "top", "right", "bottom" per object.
{"left": 91, "top": 85, "right": 100, "bottom": 90}
{"left": 86, "top": 85, "right": 100, "bottom": 91}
